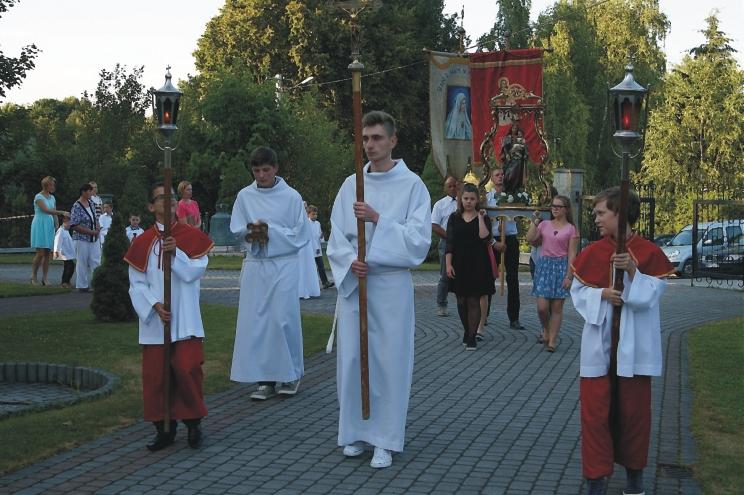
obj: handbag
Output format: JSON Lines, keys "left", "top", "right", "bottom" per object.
{"left": 487, "top": 243, "right": 499, "bottom": 279}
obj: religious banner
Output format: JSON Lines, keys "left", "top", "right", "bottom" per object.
{"left": 470, "top": 49, "right": 546, "bottom": 192}
{"left": 429, "top": 51, "right": 472, "bottom": 179}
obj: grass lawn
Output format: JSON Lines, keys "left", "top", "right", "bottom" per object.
{"left": 688, "top": 317, "right": 744, "bottom": 494}
{"left": 0, "top": 252, "right": 441, "bottom": 272}
{"left": 0, "top": 281, "right": 70, "bottom": 298}
{"left": 0, "top": 305, "right": 332, "bottom": 475}
{"left": 0, "top": 253, "right": 63, "bottom": 265}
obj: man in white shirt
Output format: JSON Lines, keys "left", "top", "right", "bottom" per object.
{"left": 485, "top": 168, "right": 525, "bottom": 330}
{"left": 89, "top": 181, "right": 103, "bottom": 216}
{"left": 328, "top": 111, "right": 431, "bottom": 469}
{"left": 431, "top": 176, "right": 458, "bottom": 316}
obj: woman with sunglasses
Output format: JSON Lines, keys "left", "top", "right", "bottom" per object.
{"left": 526, "top": 195, "right": 578, "bottom": 352}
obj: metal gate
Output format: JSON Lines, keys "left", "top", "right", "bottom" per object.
{"left": 578, "top": 183, "right": 656, "bottom": 252}
{"left": 691, "top": 199, "right": 744, "bottom": 288}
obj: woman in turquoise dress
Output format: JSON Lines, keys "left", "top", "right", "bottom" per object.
{"left": 30, "top": 176, "right": 67, "bottom": 285}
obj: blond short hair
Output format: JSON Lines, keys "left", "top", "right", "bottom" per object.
{"left": 177, "top": 181, "right": 192, "bottom": 197}
{"left": 41, "top": 176, "right": 56, "bottom": 190}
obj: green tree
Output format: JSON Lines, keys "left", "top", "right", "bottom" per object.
{"left": 533, "top": 0, "right": 668, "bottom": 190}
{"left": 0, "top": 0, "right": 39, "bottom": 99}
{"left": 477, "top": 0, "right": 531, "bottom": 50}
{"left": 194, "top": 0, "right": 461, "bottom": 172}
{"left": 90, "top": 213, "right": 135, "bottom": 322}
{"left": 638, "top": 14, "right": 744, "bottom": 232}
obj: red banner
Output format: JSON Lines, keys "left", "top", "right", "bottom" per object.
{"left": 470, "top": 49, "right": 544, "bottom": 166}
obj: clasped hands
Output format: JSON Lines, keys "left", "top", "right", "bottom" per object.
{"left": 246, "top": 221, "right": 269, "bottom": 245}
{"left": 601, "top": 252, "right": 637, "bottom": 306}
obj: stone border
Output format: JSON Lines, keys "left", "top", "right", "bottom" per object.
{"left": 0, "top": 362, "right": 119, "bottom": 419}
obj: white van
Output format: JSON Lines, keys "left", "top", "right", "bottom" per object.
{"left": 662, "top": 220, "right": 744, "bottom": 276}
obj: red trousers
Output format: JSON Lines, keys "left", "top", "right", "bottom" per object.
{"left": 580, "top": 374, "right": 651, "bottom": 479}
{"left": 142, "top": 338, "right": 207, "bottom": 422}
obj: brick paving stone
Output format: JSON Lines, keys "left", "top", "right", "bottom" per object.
{"left": 0, "top": 270, "right": 739, "bottom": 493}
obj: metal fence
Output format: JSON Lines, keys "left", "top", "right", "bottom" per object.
{"left": 578, "top": 183, "right": 657, "bottom": 250}
{"left": 0, "top": 215, "right": 33, "bottom": 249}
{"left": 691, "top": 199, "right": 744, "bottom": 288}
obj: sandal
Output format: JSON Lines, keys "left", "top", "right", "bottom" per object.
{"left": 546, "top": 345, "right": 556, "bottom": 353}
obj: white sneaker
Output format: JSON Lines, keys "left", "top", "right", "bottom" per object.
{"left": 250, "top": 384, "right": 276, "bottom": 400}
{"left": 277, "top": 379, "right": 301, "bottom": 396}
{"left": 370, "top": 447, "right": 392, "bottom": 468}
{"left": 343, "top": 442, "right": 365, "bottom": 457}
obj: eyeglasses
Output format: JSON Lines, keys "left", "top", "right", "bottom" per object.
{"left": 550, "top": 204, "right": 566, "bottom": 209}
{"left": 151, "top": 194, "right": 178, "bottom": 203}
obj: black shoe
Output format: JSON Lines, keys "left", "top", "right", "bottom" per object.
{"left": 323, "top": 281, "right": 335, "bottom": 289}
{"left": 586, "top": 477, "right": 607, "bottom": 495}
{"left": 146, "top": 421, "right": 177, "bottom": 452}
{"left": 623, "top": 468, "right": 644, "bottom": 495}
{"left": 187, "top": 424, "right": 203, "bottom": 449}
{"left": 509, "top": 320, "right": 525, "bottom": 330}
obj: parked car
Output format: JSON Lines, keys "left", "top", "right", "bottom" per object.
{"left": 702, "top": 232, "right": 744, "bottom": 276}
{"left": 662, "top": 220, "right": 744, "bottom": 277}
{"left": 653, "top": 233, "right": 675, "bottom": 247}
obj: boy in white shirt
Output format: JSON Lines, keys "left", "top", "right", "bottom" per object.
{"left": 308, "top": 205, "right": 333, "bottom": 289}
{"left": 126, "top": 214, "right": 145, "bottom": 242}
{"left": 53, "top": 213, "right": 76, "bottom": 288}
{"left": 99, "top": 203, "right": 113, "bottom": 246}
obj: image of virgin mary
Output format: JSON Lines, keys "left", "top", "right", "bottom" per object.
{"left": 444, "top": 91, "right": 473, "bottom": 140}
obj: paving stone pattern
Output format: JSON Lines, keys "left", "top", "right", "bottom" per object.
{"left": 0, "top": 267, "right": 742, "bottom": 494}
{"left": 0, "top": 383, "right": 81, "bottom": 416}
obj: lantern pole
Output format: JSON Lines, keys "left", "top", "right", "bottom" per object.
{"left": 608, "top": 63, "right": 647, "bottom": 371}
{"left": 150, "top": 66, "right": 182, "bottom": 434}
{"left": 337, "top": 0, "right": 376, "bottom": 420}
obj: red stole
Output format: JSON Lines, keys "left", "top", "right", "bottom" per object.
{"left": 571, "top": 234, "right": 674, "bottom": 288}
{"left": 124, "top": 223, "right": 214, "bottom": 273}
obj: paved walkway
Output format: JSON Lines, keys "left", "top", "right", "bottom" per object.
{"left": 1, "top": 265, "right": 742, "bottom": 494}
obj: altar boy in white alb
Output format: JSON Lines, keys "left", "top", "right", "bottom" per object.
{"left": 229, "top": 146, "right": 310, "bottom": 400}
{"left": 328, "top": 111, "right": 431, "bottom": 469}
{"left": 125, "top": 183, "right": 213, "bottom": 452}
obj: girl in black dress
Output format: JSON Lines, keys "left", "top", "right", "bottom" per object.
{"left": 445, "top": 183, "right": 496, "bottom": 350}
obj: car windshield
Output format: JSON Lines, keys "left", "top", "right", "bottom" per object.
{"left": 669, "top": 230, "right": 693, "bottom": 246}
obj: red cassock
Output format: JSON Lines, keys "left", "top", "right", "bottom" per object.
{"left": 125, "top": 223, "right": 213, "bottom": 422}
{"left": 572, "top": 235, "right": 673, "bottom": 479}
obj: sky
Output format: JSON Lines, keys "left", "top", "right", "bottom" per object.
{"left": 2, "top": 0, "right": 742, "bottom": 105}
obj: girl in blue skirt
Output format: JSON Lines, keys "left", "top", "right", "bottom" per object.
{"left": 526, "top": 195, "right": 578, "bottom": 352}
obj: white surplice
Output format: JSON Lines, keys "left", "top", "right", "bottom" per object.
{"left": 128, "top": 241, "right": 208, "bottom": 345}
{"left": 298, "top": 216, "right": 321, "bottom": 299}
{"left": 229, "top": 177, "right": 310, "bottom": 383}
{"left": 328, "top": 160, "right": 431, "bottom": 452}
{"left": 570, "top": 270, "right": 666, "bottom": 378}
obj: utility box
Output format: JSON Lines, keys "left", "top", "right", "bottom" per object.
{"left": 208, "top": 203, "right": 241, "bottom": 248}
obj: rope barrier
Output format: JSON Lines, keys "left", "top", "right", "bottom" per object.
{"left": 0, "top": 215, "right": 33, "bottom": 221}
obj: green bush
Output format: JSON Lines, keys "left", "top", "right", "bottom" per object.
{"left": 90, "top": 214, "right": 135, "bottom": 321}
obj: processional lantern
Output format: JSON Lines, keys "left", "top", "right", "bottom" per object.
{"left": 151, "top": 66, "right": 183, "bottom": 141}
{"left": 607, "top": 62, "right": 648, "bottom": 342}
{"left": 148, "top": 66, "right": 183, "bottom": 435}
{"left": 609, "top": 63, "right": 647, "bottom": 148}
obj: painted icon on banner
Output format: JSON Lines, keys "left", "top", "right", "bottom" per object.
{"left": 444, "top": 86, "right": 472, "bottom": 140}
